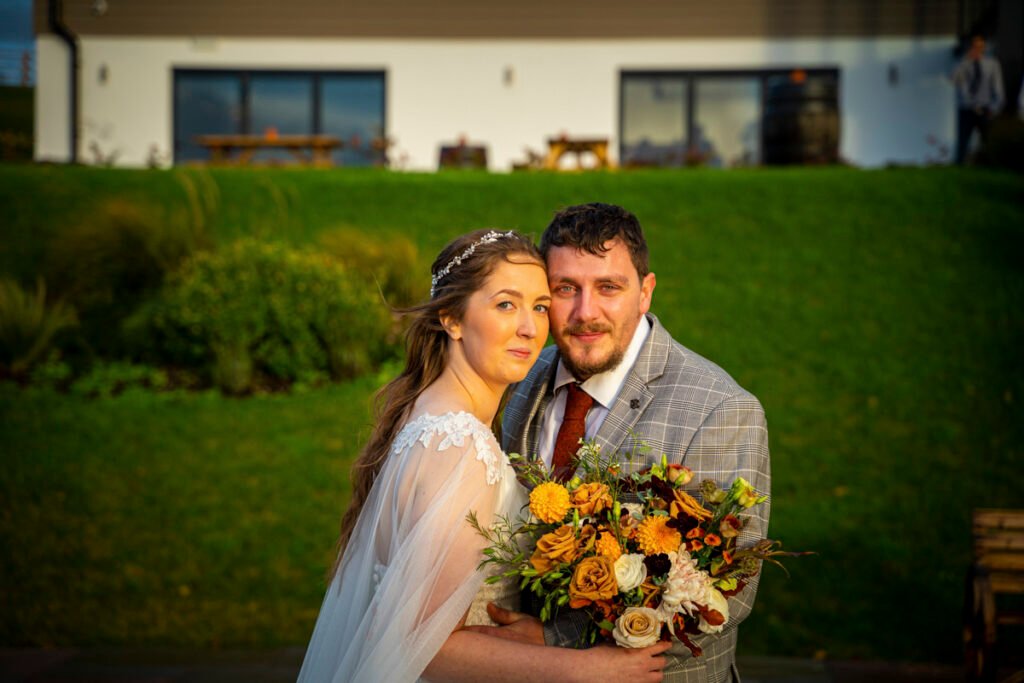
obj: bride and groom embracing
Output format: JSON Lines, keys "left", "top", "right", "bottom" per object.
{"left": 297, "top": 203, "right": 771, "bottom": 683}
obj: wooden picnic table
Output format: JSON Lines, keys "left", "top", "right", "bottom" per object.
{"left": 964, "top": 508, "right": 1024, "bottom": 681}
{"left": 196, "top": 134, "right": 342, "bottom": 167}
{"left": 543, "top": 136, "right": 612, "bottom": 170}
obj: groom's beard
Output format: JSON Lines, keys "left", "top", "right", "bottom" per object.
{"left": 556, "top": 321, "right": 625, "bottom": 381}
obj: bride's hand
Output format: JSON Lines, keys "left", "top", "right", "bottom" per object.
{"left": 459, "top": 603, "right": 545, "bottom": 646}
{"left": 584, "top": 640, "right": 671, "bottom": 683}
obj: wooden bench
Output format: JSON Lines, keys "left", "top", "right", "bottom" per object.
{"left": 196, "top": 134, "right": 342, "bottom": 167}
{"left": 964, "top": 509, "right": 1024, "bottom": 682}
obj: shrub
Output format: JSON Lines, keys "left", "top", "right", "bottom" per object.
{"left": 133, "top": 239, "right": 393, "bottom": 394}
{"left": 45, "top": 198, "right": 210, "bottom": 357}
{"left": 69, "top": 360, "right": 169, "bottom": 398}
{"left": 0, "top": 277, "right": 77, "bottom": 378}
{"left": 29, "top": 352, "right": 73, "bottom": 389}
{"left": 317, "top": 228, "right": 427, "bottom": 309}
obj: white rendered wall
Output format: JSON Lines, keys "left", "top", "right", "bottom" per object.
{"left": 37, "top": 35, "right": 957, "bottom": 169}
{"left": 35, "top": 35, "right": 72, "bottom": 163}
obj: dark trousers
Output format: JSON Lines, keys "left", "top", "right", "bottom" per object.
{"left": 956, "top": 107, "right": 992, "bottom": 164}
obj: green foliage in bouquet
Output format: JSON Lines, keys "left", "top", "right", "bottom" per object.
{"left": 129, "top": 239, "right": 393, "bottom": 394}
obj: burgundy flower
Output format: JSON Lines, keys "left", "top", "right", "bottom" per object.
{"left": 643, "top": 553, "right": 672, "bottom": 576}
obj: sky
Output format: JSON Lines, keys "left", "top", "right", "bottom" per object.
{"left": 0, "top": 0, "right": 34, "bottom": 85}
{"left": 0, "top": 0, "right": 33, "bottom": 42}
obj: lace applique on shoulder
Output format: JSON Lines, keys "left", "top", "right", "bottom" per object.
{"left": 391, "top": 412, "right": 504, "bottom": 485}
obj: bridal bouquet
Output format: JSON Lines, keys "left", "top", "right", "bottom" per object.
{"left": 469, "top": 441, "right": 803, "bottom": 655}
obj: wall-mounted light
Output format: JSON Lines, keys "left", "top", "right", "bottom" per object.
{"left": 503, "top": 66, "right": 515, "bottom": 87}
{"left": 91, "top": 0, "right": 108, "bottom": 17}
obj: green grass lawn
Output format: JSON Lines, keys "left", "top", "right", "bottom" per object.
{"left": 1, "top": 165, "right": 1022, "bottom": 662}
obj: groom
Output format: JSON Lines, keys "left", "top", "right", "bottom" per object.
{"left": 493, "top": 203, "right": 771, "bottom": 682}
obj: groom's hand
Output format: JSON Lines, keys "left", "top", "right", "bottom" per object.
{"left": 460, "top": 603, "right": 545, "bottom": 646}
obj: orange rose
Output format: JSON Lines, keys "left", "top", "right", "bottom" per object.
{"left": 568, "top": 556, "right": 618, "bottom": 605}
{"left": 570, "top": 482, "right": 613, "bottom": 517}
{"left": 530, "top": 524, "right": 595, "bottom": 573}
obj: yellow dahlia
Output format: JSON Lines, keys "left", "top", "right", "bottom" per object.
{"left": 530, "top": 482, "right": 571, "bottom": 524}
{"left": 636, "top": 515, "right": 682, "bottom": 555}
{"left": 595, "top": 529, "right": 623, "bottom": 561}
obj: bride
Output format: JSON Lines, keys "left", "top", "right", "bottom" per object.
{"left": 297, "top": 229, "right": 669, "bottom": 682}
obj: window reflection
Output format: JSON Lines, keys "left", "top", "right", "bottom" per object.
{"left": 322, "top": 75, "right": 386, "bottom": 167}
{"left": 174, "top": 73, "right": 241, "bottom": 162}
{"left": 694, "top": 78, "right": 760, "bottom": 168}
{"left": 250, "top": 75, "right": 314, "bottom": 163}
{"left": 173, "top": 70, "right": 386, "bottom": 167}
{"left": 621, "top": 70, "right": 839, "bottom": 168}
{"left": 622, "top": 77, "right": 687, "bottom": 167}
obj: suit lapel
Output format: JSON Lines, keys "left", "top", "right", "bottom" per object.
{"left": 506, "top": 349, "right": 557, "bottom": 460}
{"left": 524, "top": 363, "right": 556, "bottom": 459}
{"left": 594, "top": 314, "right": 671, "bottom": 461}
{"left": 595, "top": 376, "right": 654, "bottom": 456}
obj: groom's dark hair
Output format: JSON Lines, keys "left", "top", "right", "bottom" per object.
{"left": 540, "top": 202, "right": 650, "bottom": 279}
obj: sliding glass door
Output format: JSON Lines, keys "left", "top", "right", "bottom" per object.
{"left": 173, "top": 69, "right": 386, "bottom": 166}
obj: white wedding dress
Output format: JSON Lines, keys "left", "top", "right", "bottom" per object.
{"left": 297, "top": 411, "right": 526, "bottom": 683}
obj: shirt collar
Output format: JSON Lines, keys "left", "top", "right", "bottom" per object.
{"left": 553, "top": 315, "right": 652, "bottom": 408}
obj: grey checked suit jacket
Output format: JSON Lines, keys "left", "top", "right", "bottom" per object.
{"left": 501, "top": 314, "right": 771, "bottom": 683}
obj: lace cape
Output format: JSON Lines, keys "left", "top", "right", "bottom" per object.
{"left": 297, "top": 412, "right": 525, "bottom": 683}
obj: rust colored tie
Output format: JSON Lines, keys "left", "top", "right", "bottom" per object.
{"left": 551, "top": 383, "right": 594, "bottom": 483}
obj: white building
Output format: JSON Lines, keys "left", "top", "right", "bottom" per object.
{"left": 34, "top": 0, "right": 964, "bottom": 170}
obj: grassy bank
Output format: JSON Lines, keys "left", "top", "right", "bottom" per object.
{"left": 1, "top": 165, "right": 1022, "bottom": 662}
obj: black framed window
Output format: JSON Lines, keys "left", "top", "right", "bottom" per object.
{"left": 173, "top": 69, "right": 387, "bottom": 166}
{"left": 173, "top": 73, "right": 242, "bottom": 162}
{"left": 619, "top": 68, "right": 840, "bottom": 167}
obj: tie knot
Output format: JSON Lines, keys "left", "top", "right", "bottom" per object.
{"left": 564, "top": 383, "right": 594, "bottom": 421}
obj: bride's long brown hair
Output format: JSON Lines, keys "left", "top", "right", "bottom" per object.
{"left": 331, "top": 229, "right": 543, "bottom": 576}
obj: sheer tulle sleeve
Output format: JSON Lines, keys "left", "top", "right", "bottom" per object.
{"left": 297, "top": 413, "right": 522, "bottom": 683}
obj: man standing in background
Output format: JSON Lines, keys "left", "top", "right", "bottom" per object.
{"left": 953, "top": 35, "right": 1005, "bottom": 164}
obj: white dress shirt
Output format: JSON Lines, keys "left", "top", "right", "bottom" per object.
{"left": 535, "top": 316, "right": 652, "bottom": 468}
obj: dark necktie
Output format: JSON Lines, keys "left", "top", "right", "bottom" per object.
{"left": 970, "top": 60, "right": 982, "bottom": 96}
{"left": 551, "top": 383, "right": 594, "bottom": 482}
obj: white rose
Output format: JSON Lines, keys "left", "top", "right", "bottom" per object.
{"left": 698, "top": 587, "right": 730, "bottom": 634}
{"left": 612, "top": 606, "right": 662, "bottom": 648}
{"left": 622, "top": 502, "right": 644, "bottom": 519}
{"left": 614, "top": 553, "right": 648, "bottom": 592}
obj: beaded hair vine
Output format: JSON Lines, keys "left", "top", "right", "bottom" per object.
{"left": 430, "top": 230, "right": 516, "bottom": 297}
